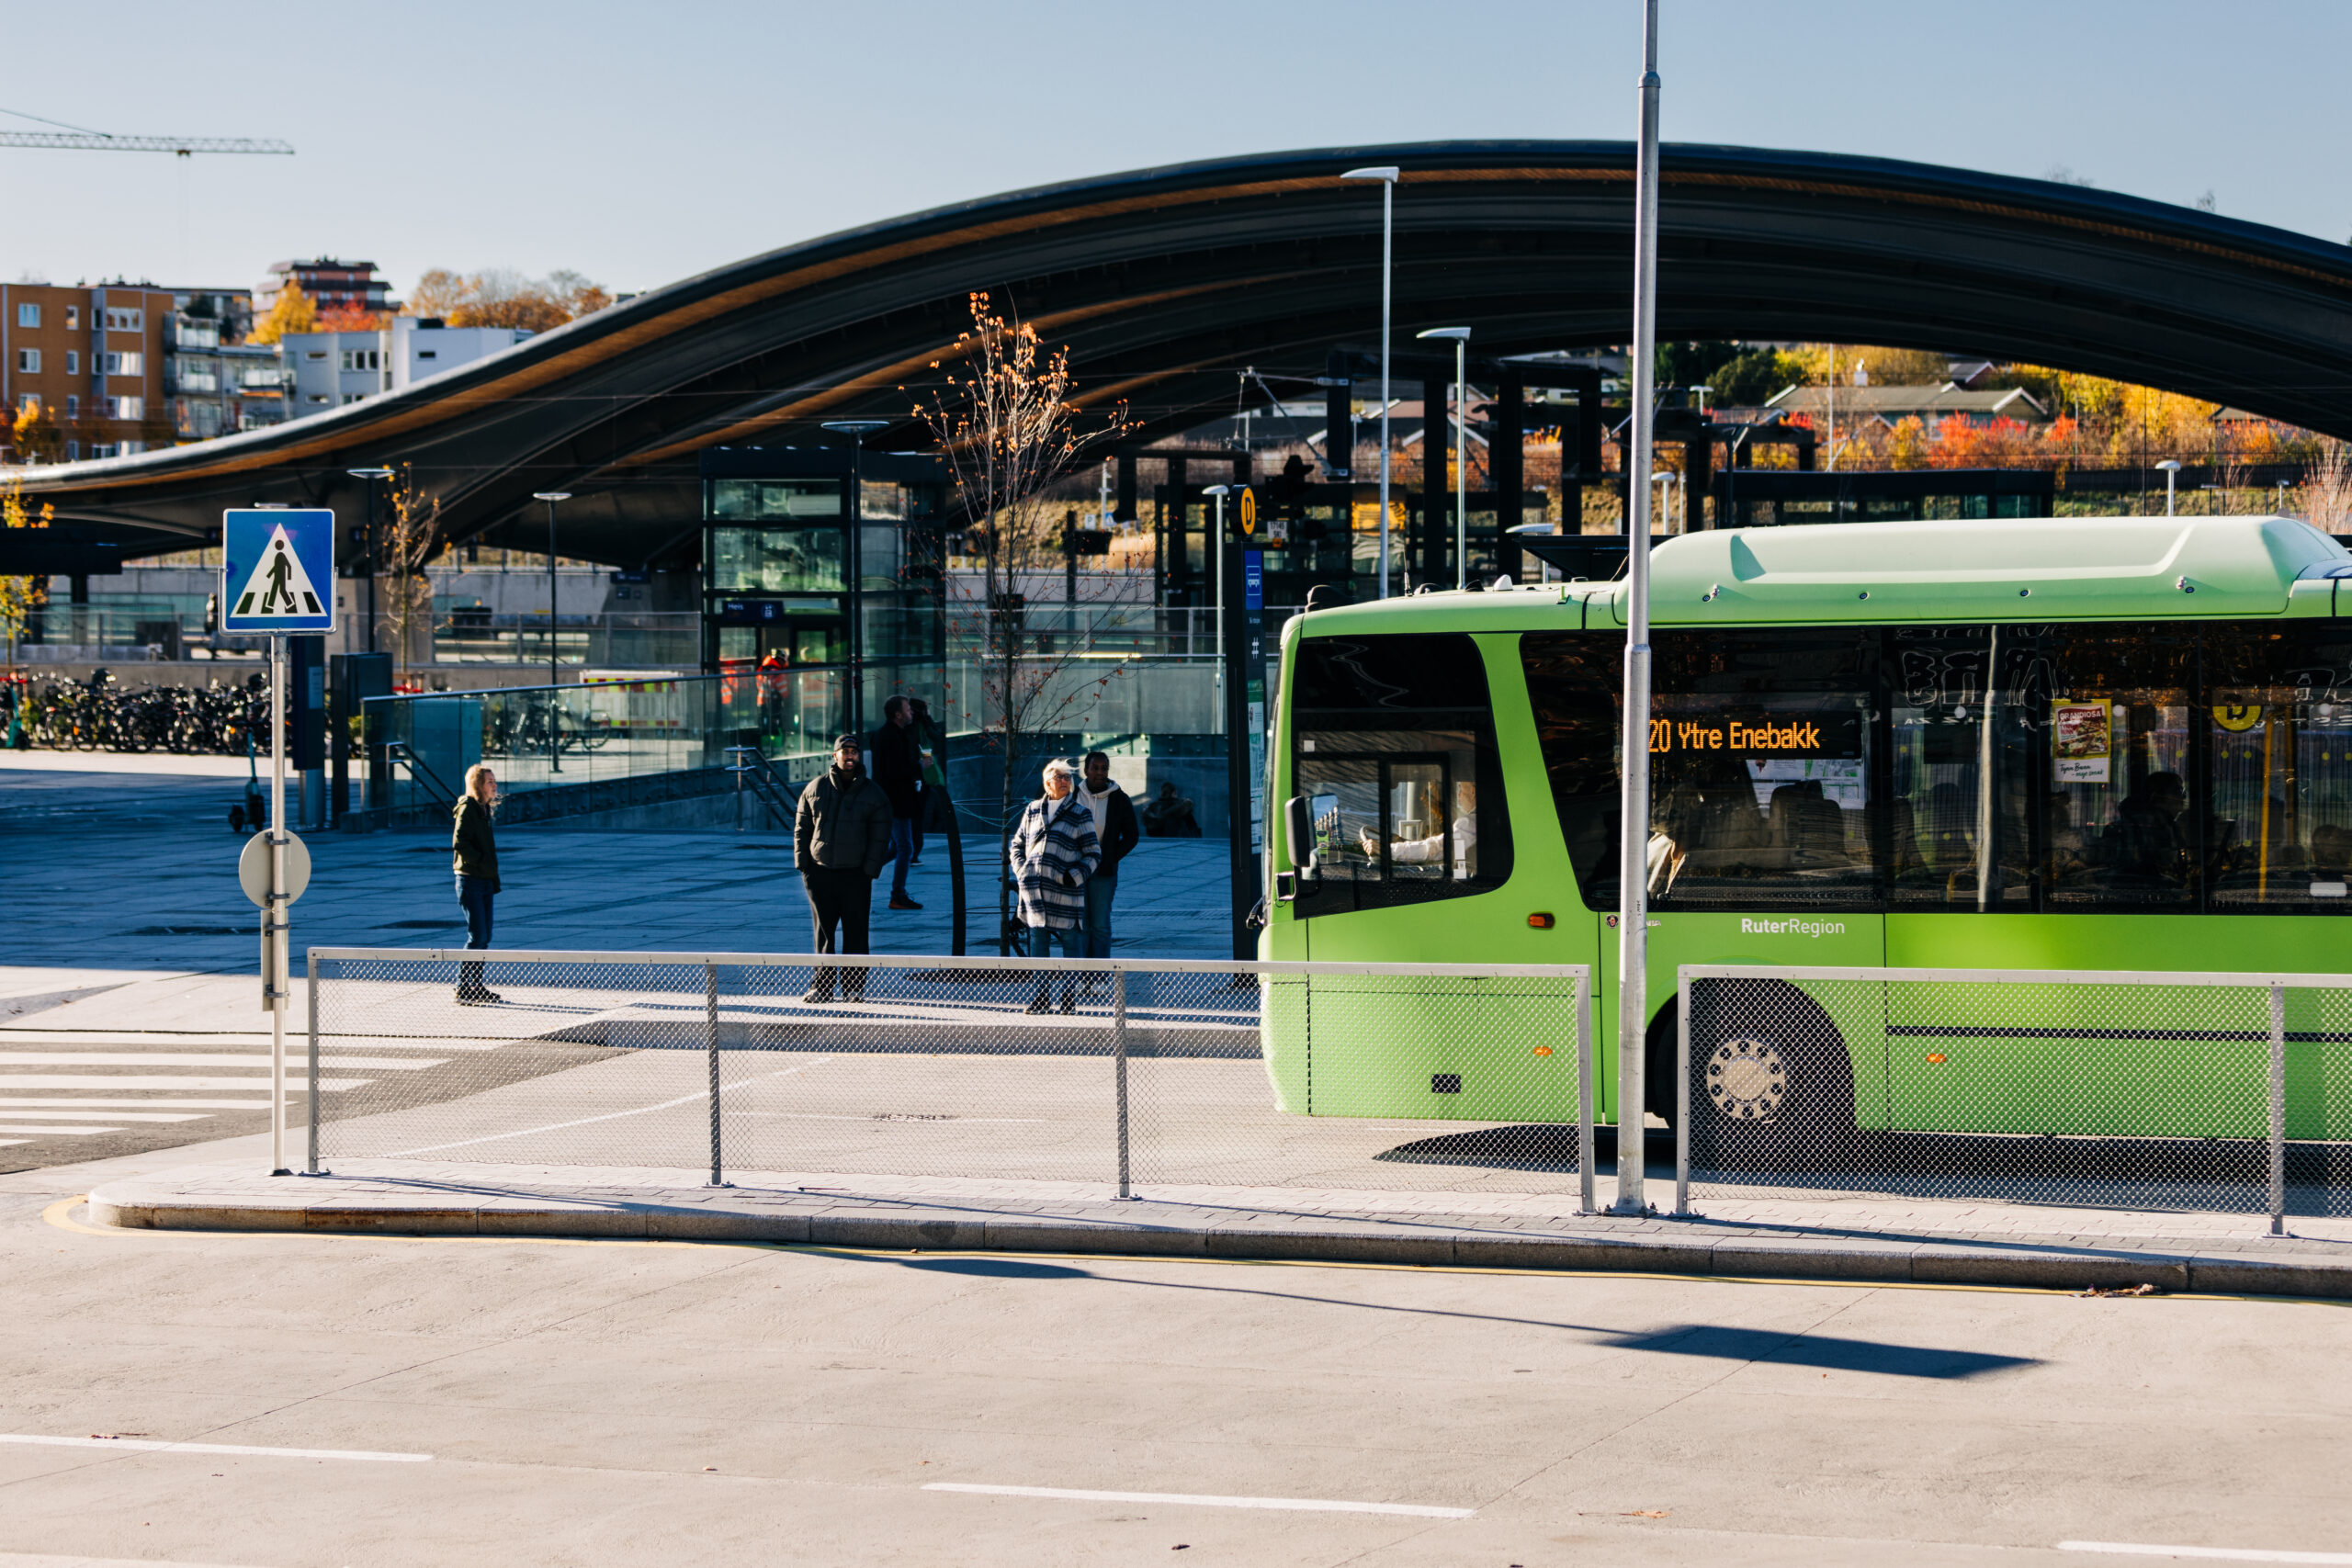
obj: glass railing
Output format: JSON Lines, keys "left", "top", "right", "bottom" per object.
{"left": 361, "top": 670, "right": 845, "bottom": 814}
{"left": 944, "top": 604, "right": 1300, "bottom": 660}
{"left": 431, "top": 613, "right": 701, "bottom": 668}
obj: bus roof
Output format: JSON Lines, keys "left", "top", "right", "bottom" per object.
{"left": 1295, "top": 515, "right": 2352, "bottom": 636}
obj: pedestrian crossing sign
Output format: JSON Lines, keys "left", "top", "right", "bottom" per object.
{"left": 221, "top": 509, "right": 335, "bottom": 633}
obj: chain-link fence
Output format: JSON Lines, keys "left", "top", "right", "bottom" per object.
{"left": 305, "top": 950, "right": 1593, "bottom": 1202}
{"left": 1676, "top": 965, "right": 2352, "bottom": 1229}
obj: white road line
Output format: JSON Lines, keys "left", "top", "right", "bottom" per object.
{"left": 0, "top": 1098, "right": 267, "bottom": 1110}
{"left": 0, "top": 1433, "right": 430, "bottom": 1463}
{"left": 0, "top": 1110, "right": 206, "bottom": 1122}
{"left": 0, "top": 1054, "right": 442, "bottom": 1069}
{"left": 921, "top": 1483, "right": 1475, "bottom": 1519}
{"left": 2059, "top": 1544, "right": 2352, "bottom": 1563}
{"left": 388, "top": 1057, "right": 835, "bottom": 1156}
{"left": 0, "top": 1077, "right": 369, "bottom": 1091}
{"left": 0, "top": 1140, "right": 25, "bottom": 1148}
{"left": 0, "top": 1124, "right": 122, "bottom": 1136}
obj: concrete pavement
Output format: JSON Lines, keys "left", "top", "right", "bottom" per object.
{"left": 2, "top": 1133, "right": 2350, "bottom": 1567}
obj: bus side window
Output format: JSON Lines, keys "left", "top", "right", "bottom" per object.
{"left": 1290, "top": 633, "right": 1510, "bottom": 917}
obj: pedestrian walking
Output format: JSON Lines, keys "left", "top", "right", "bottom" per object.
{"left": 869, "top": 694, "right": 924, "bottom": 910}
{"left": 1078, "top": 751, "right": 1138, "bottom": 961}
{"left": 910, "top": 695, "right": 948, "bottom": 864}
{"left": 795, "top": 734, "right": 893, "bottom": 1002}
{"left": 1008, "top": 757, "right": 1099, "bottom": 1012}
{"left": 452, "top": 762, "right": 502, "bottom": 1005}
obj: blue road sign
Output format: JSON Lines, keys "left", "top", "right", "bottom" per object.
{"left": 221, "top": 510, "right": 335, "bottom": 633}
{"left": 1243, "top": 550, "right": 1263, "bottom": 611}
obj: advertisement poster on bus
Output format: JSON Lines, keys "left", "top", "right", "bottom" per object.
{"left": 2052, "top": 699, "right": 2113, "bottom": 783}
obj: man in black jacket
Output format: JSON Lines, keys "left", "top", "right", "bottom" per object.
{"left": 868, "top": 695, "right": 925, "bottom": 911}
{"left": 1079, "top": 751, "right": 1141, "bottom": 960}
{"left": 795, "top": 735, "right": 894, "bottom": 1001}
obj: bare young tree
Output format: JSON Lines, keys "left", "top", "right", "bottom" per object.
{"left": 379, "top": 464, "right": 446, "bottom": 687}
{"left": 910, "top": 292, "right": 1132, "bottom": 953}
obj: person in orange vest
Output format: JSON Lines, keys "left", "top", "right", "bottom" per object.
{"left": 756, "top": 650, "right": 786, "bottom": 739}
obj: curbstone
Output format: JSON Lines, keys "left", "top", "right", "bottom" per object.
{"left": 75, "top": 1172, "right": 2352, "bottom": 1298}
{"left": 1913, "top": 1247, "right": 2191, "bottom": 1292}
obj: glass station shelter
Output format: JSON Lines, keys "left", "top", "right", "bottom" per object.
{"left": 701, "top": 446, "right": 950, "bottom": 743}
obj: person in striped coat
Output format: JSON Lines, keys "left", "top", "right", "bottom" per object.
{"left": 1008, "top": 757, "right": 1100, "bottom": 1012}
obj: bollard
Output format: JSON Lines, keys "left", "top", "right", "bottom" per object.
{"left": 1114, "top": 967, "right": 1131, "bottom": 1200}
{"left": 707, "top": 961, "right": 726, "bottom": 1188}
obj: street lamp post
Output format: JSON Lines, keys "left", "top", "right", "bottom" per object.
{"left": 2156, "top": 458, "right": 2183, "bottom": 517}
{"left": 1615, "top": 0, "right": 1664, "bottom": 1217}
{"left": 823, "top": 420, "right": 893, "bottom": 740}
{"left": 346, "top": 468, "right": 393, "bottom": 655}
{"left": 532, "top": 491, "right": 571, "bottom": 774}
{"left": 1417, "top": 327, "right": 1472, "bottom": 589}
{"left": 1341, "top": 165, "right": 1400, "bottom": 598}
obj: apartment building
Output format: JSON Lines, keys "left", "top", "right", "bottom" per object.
{"left": 254, "top": 257, "right": 395, "bottom": 316}
{"left": 280, "top": 317, "right": 530, "bottom": 418}
{"left": 1, "top": 282, "right": 177, "bottom": 461}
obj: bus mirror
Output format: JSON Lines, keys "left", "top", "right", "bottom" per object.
{"left": 1283, "top": 795, "right": 1314, "bottom": 872}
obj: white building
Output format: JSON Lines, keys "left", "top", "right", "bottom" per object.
{"left": 280, "top": 318, "right": 532, "bottom": 418}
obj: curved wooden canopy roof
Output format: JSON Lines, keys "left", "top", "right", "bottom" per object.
{"left": 24, "top": 139, "right": 2352, "bottom": 564}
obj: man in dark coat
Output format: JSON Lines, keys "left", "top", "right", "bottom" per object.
{"left": 1079, "top": 751, "right": 1140, "bottom": 960}
{"left": 795, "top": 734, "right": 894, "bottom": 1001}
{"left": 867, "top": 695, "right": 924, "bottom": 910}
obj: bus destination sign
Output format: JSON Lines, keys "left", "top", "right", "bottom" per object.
{"left": 1648, "top": 709, "right": 1863, "bottom": 759}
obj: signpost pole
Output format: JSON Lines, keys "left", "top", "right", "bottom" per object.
{"left": 269, "top": 631, "right": 289, "bottom": 1176}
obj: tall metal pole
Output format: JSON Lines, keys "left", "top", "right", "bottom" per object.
{"left": 1379, "top": 178, "right": 1393, "bottom": 599}
{"left": 268, "top": 632, "right": 288, "bottom": 1176}
{"left": 1613, "top": 0, "right": 1662, "bottom": 1215}
{"left": 1453, "top": 334, "right": 1468, "bottom": 592}
{"left": 1345, "top": 167, "right": 1400, "bottom": 599}
{"left": 532, "top": 491, "right": 571, "bottom": 774}
{"left": 546, "top": 499, "right": 560, "bottom": 689}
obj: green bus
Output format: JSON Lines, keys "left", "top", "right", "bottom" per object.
{"left": 1260, "top": 514, "right": 2352, "bottom": 1149}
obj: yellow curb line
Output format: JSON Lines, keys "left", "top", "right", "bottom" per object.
{"left": 44, "top": 1197, "right": 2338, "bottom": 1305}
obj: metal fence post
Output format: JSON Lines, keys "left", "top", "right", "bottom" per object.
{"left": 305, "top": 949, "right": 321, "bottom": 1175}
{"left": 1577, "top": 969, "right": 1596, "bottom": 1215}
{"left": 707, "top": 961, "right": 726, "bottom": 1188}
{"left": 2268, "top": 982, "right": 2287, "bottom": 1235}
{"left": 1114, "top": 967, "right": 1132, "bottom": 1200}
{"left": 1673, "top": 967, "right": 1692, "bottom": 1216}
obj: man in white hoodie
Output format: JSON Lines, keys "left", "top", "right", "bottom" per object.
{"left": 1080, "top": 751, "right": 1141, "bottom": 959}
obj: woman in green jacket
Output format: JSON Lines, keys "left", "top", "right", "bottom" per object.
{"left": 453, "top": 763, "right": 502, "bottom": 1004}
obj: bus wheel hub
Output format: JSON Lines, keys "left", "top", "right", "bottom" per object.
{"left": 1706, "top": 1038, "right": 1787, "bottom": 1121}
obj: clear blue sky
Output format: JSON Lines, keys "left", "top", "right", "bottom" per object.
{"left": 4, "top": 0, "right": 2345, "bottom": 301}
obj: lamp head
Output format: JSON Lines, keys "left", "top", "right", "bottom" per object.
{"left": 822, "top": 420, "right": 891, "bottom": 435}
{"left": 1203, "top": 484, "right": 1232, "bottom": 498}
{"left": 531, "top": 491, "right": 573, "bottom": 502}
{"left": 1340, "top": 165, "right": 1400, "bottom": 183}
{"left": 346, "top": 468, "right": 393, "bottom": 479}
{"left": 1416, "top": 326, "right": 1472, "bottom": 343}
{"left": 2155, "top": 460, "right": 2183, "bottom": 473}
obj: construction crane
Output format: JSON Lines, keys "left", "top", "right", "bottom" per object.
{"left": 0, "top": 105, "right": 292, "bottom": 157}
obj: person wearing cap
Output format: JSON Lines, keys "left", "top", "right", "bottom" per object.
{"left": 1008, "top": 757, "right": 1100, "bottom": 1013}
{"left": 794, "top": 733, "right": 894, "bottom": 1002}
